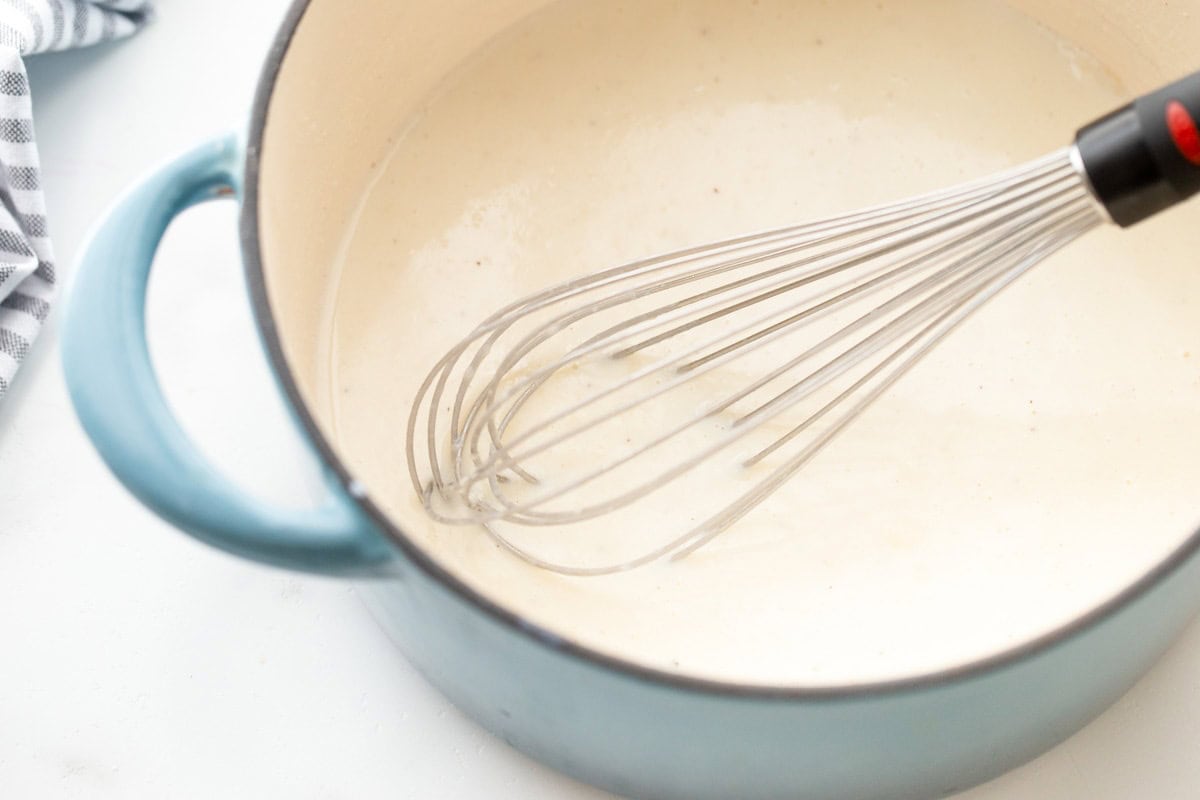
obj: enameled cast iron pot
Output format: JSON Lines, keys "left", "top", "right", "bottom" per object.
{"left": 60, "top": 2, "right": 1200, "bottom": 798}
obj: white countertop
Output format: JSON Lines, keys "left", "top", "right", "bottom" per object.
{"left": 1, "top": 3, "right": 1198, "bottom": 797}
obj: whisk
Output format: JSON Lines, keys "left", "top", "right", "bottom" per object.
{"left": 407, "top": 71, "right": 1200, "bottom": 576}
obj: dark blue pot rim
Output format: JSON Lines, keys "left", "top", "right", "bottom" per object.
{"left": 238, "top": 0, "right": 1200, "bottom": 701}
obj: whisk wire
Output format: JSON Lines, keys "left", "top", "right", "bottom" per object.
{"left": 407, "top": 147, "right": 1106, "bottom": 574}
{"left": 458, "top": 167, "right": 1085, "bottom": 480}
{"left": 455, "top": 176, "right": 1088, "bottom": 498}
{"left": 457, "top": 196, "right": 1097, "bottom": 528}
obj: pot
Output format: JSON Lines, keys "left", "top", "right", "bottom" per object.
{"left": 60, "top": 2, "right": 1200, "bottom": 798}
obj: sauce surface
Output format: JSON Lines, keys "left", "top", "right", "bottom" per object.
{"left": 327, "top": 0, "right": 1200, "bottom": 685}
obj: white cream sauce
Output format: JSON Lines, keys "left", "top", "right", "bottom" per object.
{"left": 327, "top": 0, "right": 1200, "bottom": 685}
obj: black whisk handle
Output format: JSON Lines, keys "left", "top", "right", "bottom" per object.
{"left": 1075, "top": 69, "right": 1200, "bottom": 227}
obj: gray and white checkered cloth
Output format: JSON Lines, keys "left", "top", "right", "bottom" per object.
{"left": 0, "top": 0, "right": 150, "bottom": 398}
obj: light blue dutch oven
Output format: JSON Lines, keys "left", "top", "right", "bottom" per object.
{"left": 59, "top": 1, "right": 1200, "bottom": 798}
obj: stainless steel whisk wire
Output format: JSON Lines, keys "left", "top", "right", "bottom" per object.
{"left": 406, "top": 146, "right": 1107, "bottom": 575}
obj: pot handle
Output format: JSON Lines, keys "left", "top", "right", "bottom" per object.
{"left": 61, "top": 134, "right": 396, "bottom": 577}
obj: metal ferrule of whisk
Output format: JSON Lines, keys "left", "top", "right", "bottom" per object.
{"left": 407, "top": 70, "right": 1200, "bottom": 576}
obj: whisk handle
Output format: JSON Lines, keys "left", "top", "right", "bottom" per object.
{"left": 1075, "top": 70, "right": 1200, "bottom": 227}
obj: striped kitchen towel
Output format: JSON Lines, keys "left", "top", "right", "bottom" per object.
{"left": 0, "top": 0, "right": 150, "bottom": 398}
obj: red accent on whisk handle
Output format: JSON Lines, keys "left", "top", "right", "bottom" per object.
{"left": 1075, "top": 69, "right": 1200, "bottom": 227}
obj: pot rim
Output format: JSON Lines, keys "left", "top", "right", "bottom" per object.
{"left": 238, "top": 0, "right": 1200, "bottom": 700}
